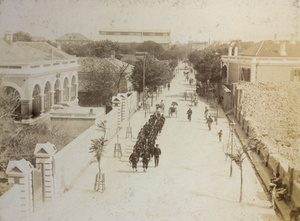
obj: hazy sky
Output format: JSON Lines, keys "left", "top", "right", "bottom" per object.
{"left": 0, "top": 0, "right": 298, "bottom": 43}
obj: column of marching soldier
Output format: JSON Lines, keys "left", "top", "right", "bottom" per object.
{"left": 129, "top": 112, "right": 165, "bottom": 172}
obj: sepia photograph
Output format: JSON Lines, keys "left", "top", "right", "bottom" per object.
{"left": 0, "top": 0, "right": 300, "bottom": 220}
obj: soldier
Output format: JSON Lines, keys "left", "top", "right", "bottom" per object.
{"left": 141, "top": 151, "right": 151, "bottom": 172}
{"left": 129, "top": 151, "right": 139, "bottom": 172}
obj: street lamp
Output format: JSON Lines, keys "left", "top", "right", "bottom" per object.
{"left": 136, "top": 52, "right": 148, "bottom": 118}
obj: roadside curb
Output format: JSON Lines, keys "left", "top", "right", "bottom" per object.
{"left": 225, "top": 114, "right": 290, "bottom": 220}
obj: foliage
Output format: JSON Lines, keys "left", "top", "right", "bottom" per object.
{"left": 169, "top": 43, "right": 192, "bottom": 61}
{"left": 13, "top": 31, "right": 32, "bottom": 42}
{"left": 130, "top": 54, "right": 173, "bottom": 93}
{"left": 61, "top": 40, "right": 122, "bottom": 58}
{"left": 0, "top": 87, "right": 73, "bottom": 170}
{"left": 136, "top": 41, "right": 165, "bottom": 59}
{"left": 188, "top": 46, "right": 222, "bottom": 83}
{"left": 79, "top": 57, "right": 129, "bottom": 106}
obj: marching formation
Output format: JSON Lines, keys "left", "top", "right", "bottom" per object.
{"left": 129, "top": 112, "right": 165, "bottom": 172}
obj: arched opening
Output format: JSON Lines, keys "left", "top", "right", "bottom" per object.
{"left": 4, "top": 86, "right": 21, "bottom": 120}
{"left": 222, "top": 65, "right": 227, "bottom": 79}
{"left": 44, "top": 82, "right": 52, "bottom": 112}
{"left": 71, "top": 76, "right": 76, "bottom": 101}
{"left": 63, "top": 78, "right": 69, "bottom": 102}
{"left": 54, "top": 80, "right": 61, "bottom": 104}
{"left": 32, "top": 85, "right": 42, "bottom": 118}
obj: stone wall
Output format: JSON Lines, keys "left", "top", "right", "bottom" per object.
{"left": 232, "top": 82, "right": 300, "bottom": 206}
{"left": 54, "top": 108, "right": 118, "bottom": 196}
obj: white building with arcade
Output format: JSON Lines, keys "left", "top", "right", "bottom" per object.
{"left": 0, "top": 32, "right": 79, "bottom": 123}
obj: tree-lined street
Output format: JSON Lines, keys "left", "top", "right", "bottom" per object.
{"left": 32, "top": 64, "right": 278, "bottom": 221}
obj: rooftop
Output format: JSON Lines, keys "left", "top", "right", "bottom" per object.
{"left": 56, "top": 33, "right": 90, "bottom": 42}
{"left": 239, "top": 40, "right": 300, "bottom": 57}
{"left": 0, "top": 39, "right": 74, "bottom": 65}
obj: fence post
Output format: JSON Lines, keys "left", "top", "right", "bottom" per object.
{"left": 34, "top": 142, "right": 57, "bottom": 202}
{"left": 6, "top": 159, "right": 33, "bottom": 220}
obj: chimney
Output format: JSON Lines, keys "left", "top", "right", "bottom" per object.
{"left": 4, "top": 31, "right": 13, "bottom": 44}
{"left": 280, "top": 42, "right": 287, "bottom": 56}
{"left": 274, "top": 33, "right": 277, "bottom": 42}
{"left": 290, "top": 34, "right": 296, "bottom": 44}
{"left": 234, "top": 46, "right": 238, "bottom": 56}
{"left": 228, "top": 46, "right": 233, "bottom": 56}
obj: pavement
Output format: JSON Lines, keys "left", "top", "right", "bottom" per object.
{"left": 227, "top": 114, "right": 293, "bottom": 220}
{"left": 32, "top": 64, "right": 280, "bottom": 221}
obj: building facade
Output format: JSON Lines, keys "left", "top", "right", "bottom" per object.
{"left": 56, "top": 33, "right": 91, "bottom": 45}
{"left": 0, "top": 33, "right": 79, "bottom": 123}
{"left": 98, "top": 30, "right": 171, "bottom": 50}
{"left": 221, "top": 40, "right": 300, "bottom": 85}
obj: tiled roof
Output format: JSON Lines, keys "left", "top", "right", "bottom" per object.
{"left": 78, "top": 57, "right": 115, "bottom": 73}
{"left": 31, "top": 36, "right": 46, "bottom": 42}
{"left": 239, "top": 40, "right": 300, "bottom": 57}
{"left": 56, "top": 33, "right": 90, "bottom": 41}
{"left": 0, "top": 39, "right": 74, "bottom": 65}
{"left": 78, "top": 57, "right": 133, "bottom": 74}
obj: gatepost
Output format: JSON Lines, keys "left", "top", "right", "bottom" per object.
{"left": 112, "top": 96, "right": 121, "bottom": 126}
{"left": 6, "top": 159, "right": 33, "bottom": 220}
{"left": 118, "top": 93, "right": 128, "bottom": 122}
{"left": 34, "top": 142, "right": 57, "bottom": 202}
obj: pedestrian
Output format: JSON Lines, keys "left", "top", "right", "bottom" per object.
{"left": 206, "top": 116, "right": 213, "bottom": 130}
{"left": 141, "top": 151, "right": 150, "bottom": 172}
{"left": 204, "top": 106, "right": 209, "bottom": 120}
{"left": 153, "top": 144, "right": 161, "bottom": 167}
{"left": 184, "top": 90, "right": 188, "bottom": 101}
{"left": 218, "top": 130, "right": 223, "bottom": 142}
{"left": 129, "top": 151, "right": 139, "bottom": 172}
{"left": 187, "top": 108, "right": 192, "bottom": 122}
{"left": 167, "top": 83, "right": 170, "bottom": 91}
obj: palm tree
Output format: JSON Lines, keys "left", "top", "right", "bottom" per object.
{"left": 89, "top": 121, "right": 107, "bottom": 191}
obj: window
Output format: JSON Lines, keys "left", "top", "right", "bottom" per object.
{"left": 240, "top": 68, "right": 251, "bottom": 82}
{"left": 291, "top": 69, "right": 300, "bottom": 82}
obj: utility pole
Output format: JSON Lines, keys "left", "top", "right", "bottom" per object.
{"left": 228, "top": 122, "right": 236, "bottom": 177}
{"left": 136, "top": 52, "right": 148, "bottom": 118}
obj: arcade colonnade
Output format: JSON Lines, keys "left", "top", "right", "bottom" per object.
{"left": 3, "top": 71, "right": 79, "bottom": 121}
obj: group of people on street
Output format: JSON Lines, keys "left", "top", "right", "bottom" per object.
{"left": 129, "top": 112, "right": 164, "bottom": 172}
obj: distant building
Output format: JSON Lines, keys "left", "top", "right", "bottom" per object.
{"left": 98, "top": 30, "right": 171, "bottom": 50}
{"left": 188, "top": 41, "right": 208, "bottom": 50}
{"left": 221, "top": 40, "right": 300, "bottom": 84}
{"left": 56, "top": 33, "right": 91, "bottom": 45}
{"left": 0, "top": 32, "right": 79, "bottom": 123}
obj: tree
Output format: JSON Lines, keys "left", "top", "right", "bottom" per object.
{"left": 229, "top": 147, "right": 246, "bottom": 203}
{"left": 89, "top": 121, "right": 107, "bottom": 191}
{"left": 130, "top": 54, "right": 173, "bottom": 93}
{"left": 136, "top": 41, "right": 165, "bottom": 59}
{"left": 13, "top": 31, "right": 32, "bottom": 42}
{"left": 79, "top": 57, "right": 129, "bottom": 106}
{"left": 61, "top": 40, "right": 122, "bottom": 58}
{"left": 188, "top": 48, "right": 221, "bottom": 83}
{"left": 0, "top": 87, "right": 20, "bottom": 171}
{"left": 0, "top": 87, "right": 74, "bottom": 171}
